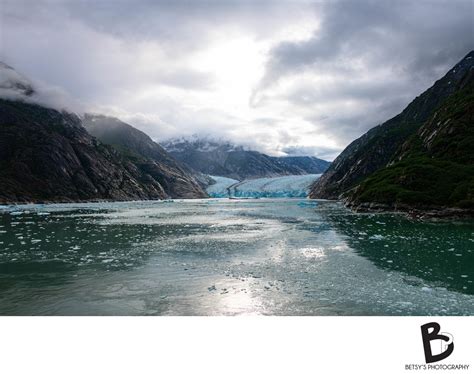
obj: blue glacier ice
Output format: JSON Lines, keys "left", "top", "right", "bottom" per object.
{"left": 206, "top": 174, "right": 321, "bottom": 198}
{"left": 206, "top": 176, "right": 240, "bottom": 197}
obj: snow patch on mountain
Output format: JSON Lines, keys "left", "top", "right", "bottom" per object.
{"left": 163, "top": 135, "right": 245, "bottom": 153}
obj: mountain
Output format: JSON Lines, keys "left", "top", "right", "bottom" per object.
{"left": 0, "top": 99, "right": 169, "bottom": 203}
{"left": 83, "top": 114, "right": 207, "bottom": 198}
{"left": 0, "top": 63, "right": 206, "bottom": 203}
{"left": 346, "top": 67, "right": 474, "bottom": 214}
{"left": 162, "top": 137, "right": 330, "bottom": 180}
{"left": 309, "top": 51, "right": 474, "bottom": 203}
{"left": 273, "top": 156, "right": 330, "bottom": 175}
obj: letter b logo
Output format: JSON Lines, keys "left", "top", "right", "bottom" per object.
{"left": 420, "top": 322, "right": 454, "bottom": 363}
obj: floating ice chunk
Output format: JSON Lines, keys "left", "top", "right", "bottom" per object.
{"left": 300, "top": 247, "right": 326, "bottom": 259}
{"left": 369, "top": 234, "right": 384, "bottom": 240}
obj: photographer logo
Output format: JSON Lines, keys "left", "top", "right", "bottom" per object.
{"left": 420, "top": 322, "right": 454, "bottom": 363}
{"left": 404, "top": 322, "right": 470, "bottom": 371}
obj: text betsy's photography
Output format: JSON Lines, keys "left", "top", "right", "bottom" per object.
{"left": 0, "top": 0, "right": 473, "bottom": 373}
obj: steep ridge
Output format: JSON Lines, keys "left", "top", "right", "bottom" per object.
{"left": 346, "top": 69, "right": 474, "bottom": 215}
{"left": 0, "top": 63, "right": 206, "bottom": 202}
{"left": 0, "top": 99, "right": 167, "bottom": 203}
{"left": 83, "top": 114, "right": 207, "bottom": 198}
{"left": 310, "top": 51, "right": 474, "bottom": 200}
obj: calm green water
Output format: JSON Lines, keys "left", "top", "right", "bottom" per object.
{"left": 0, "top": 199, "right": 473, "bottom": 315}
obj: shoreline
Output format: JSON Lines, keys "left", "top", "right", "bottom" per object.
{"left": 0, "top": 196, "right": 206, "bottom": 206}
{"left": 2, "top": 196, "right": 474, "bottom": 220}
{"left": 345, "top": 200, "right": 474, "bottom": 219}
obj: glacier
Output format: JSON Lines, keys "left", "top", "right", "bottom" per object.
{"left": 206, "top": 176, "right": 240, "bottom": 197}
{"left": 206, "top": 174, "right": 321, "bottom": 198}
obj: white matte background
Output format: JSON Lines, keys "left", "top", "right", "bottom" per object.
{"left": 0, "top": 317, "right": 472, "bottom": 374}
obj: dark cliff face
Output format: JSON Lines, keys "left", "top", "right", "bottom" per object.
{"left": 310, "top": 51, "right": 474, "bottom": 200}
{"left": 82, "top": 114, "right": 207, "bottom": 199}
{"left": 0, "top": 99, "right": 168, "bottom": 203}
{"left": 346, "top": 69, "right": 474, "bottom": 213}
{"left": 162, "top": 138, "right": 330, "bottom": 180}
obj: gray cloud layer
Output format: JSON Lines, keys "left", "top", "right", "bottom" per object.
{"left": 260, "top": 0, "right": 473, "bottom": 85}
{"left": 254, "top": 0, "right": 473, "bottom": 146}
{"left": 1, "top": 0, "right": 473, "bottom": 160}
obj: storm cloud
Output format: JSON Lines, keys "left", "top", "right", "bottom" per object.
{"left": 1, "top": 0, "right": 472, "bottom": 160}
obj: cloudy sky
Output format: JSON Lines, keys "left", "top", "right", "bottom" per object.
{"left": 1, "top": 0, "right": 472, "bottom": 160}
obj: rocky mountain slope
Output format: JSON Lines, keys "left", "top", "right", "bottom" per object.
{"left": 0, "top": 63, "right": 206, "bottom": 203}
{"left": 163, "top": 137, "right": 330, "bottom": 180}
{"left": 273, "top": 156, "right": 330, "bottom": 175}
{"left": 0, "top": 99, "right": 169, "bottom": 203}
{"left": 310, "top": 51, "right": 474, "bottom": 201}
{"left": 83, "top": 114, "right": 207, "bottom": 198}
{"left": 346, "top": 68, "right": 474, "bottom": 214}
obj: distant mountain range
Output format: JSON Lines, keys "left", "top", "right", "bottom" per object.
{"left": 310, "top": 51, "right": 474, "bottom": 216}
{"left": 0, "top": 63, "right": 206, "bottom": 203}
{"left": 162, "top": 137, "right": 330, "bottom": 180}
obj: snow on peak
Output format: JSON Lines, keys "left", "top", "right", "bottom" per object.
{"left": 163, "top": 135, "right": 246, "bottom": 153}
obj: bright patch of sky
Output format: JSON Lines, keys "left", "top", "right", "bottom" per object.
{"left": 1, "top": 0, "right": 472, "bottom": 160}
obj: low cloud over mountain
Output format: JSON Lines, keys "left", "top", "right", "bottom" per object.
{"left": 2, "top": 0, "right": 472, "bottom": 160}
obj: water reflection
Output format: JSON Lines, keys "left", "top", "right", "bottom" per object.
{"left": 0, "top": 199, "right": 473, "bottom": 315}
{"left": 321, "top": 208, "right": 474, "bottom": 295}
